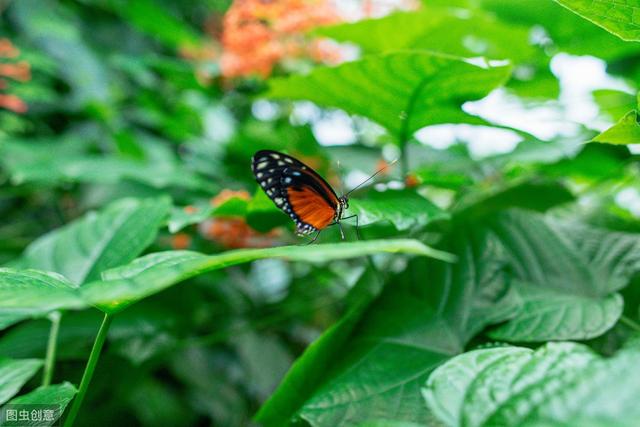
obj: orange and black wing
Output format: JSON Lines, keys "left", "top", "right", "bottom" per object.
{"left": 251, "top": 150, "right": 339, "bottom": 235}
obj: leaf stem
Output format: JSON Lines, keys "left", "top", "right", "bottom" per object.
{"left": 42, "top": 311, "right": 62, "bottom": 387}
{"left": 398, "top": 76, "right": 431, "bottom": 178}
{"left": 63, "top": 312, "right": 113, "bottom": 427}
{"left": 620, "top": 315, "right": 640, "bottom": 332}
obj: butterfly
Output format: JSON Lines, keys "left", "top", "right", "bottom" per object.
{"left": 251, "top": 150, "right": 390, "bottom": 243}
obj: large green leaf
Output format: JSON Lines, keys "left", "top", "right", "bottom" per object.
{"left": 284, "top": 229, "right": 518, "bottom": 426}
{"left": 554, "top": 0, "right": 640, "bottom": 41}
{"left": 80, "top": 239, "right": 455, "bottom": 313}
{"left": 424, "top": 338, "right": 640, "bottom": 426}
{"left": 348, "top": 189, "right": 449, "bottom": 231}
{"left": 0, "top": 358, "right": 43, "bottom": 405}
{"left": 0, "top": 270, "right": 87, "bottom": 330}
{"left": 19, "top": 197, "right": 171, "bottom": 286}
{"left": 265, "top": 51, "right": 511, "bottom": 140}
{"left": 1, "top": 383, "right": 77, "bottom": 427}
{"left": 592, "top": 110, "right": 640, "bottom": 145}
{"left": 316, "top": 8, "right": 539, "bottom": 62}
{"left": 255, "top": 268, "right": 384, "bottom": 426}
{"left": 482, "top": 0, "right": 640, "bottom": 61}
{"left": 422, "top": 346, "right": 532, "bottom": 427}
{"left": 488, "top": 210, "right": 640, "bottom": 341}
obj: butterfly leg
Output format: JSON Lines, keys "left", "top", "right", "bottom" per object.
{"left": 305, "top": 229, "right": 322, "bottom": 245}
{"left": 338, "top": 221, "right": 345, "bottom": 240}
{"left": 340, "top": 215, "right": 360, "bottom": 240}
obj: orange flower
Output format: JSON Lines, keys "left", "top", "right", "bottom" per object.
{"left": 404, "top": 174, "right": 420, "bottom": 188}
{"left": 171, "top": 233, "right": 192, "bottom": 249}
{"left": 0, "top": 39, "right": 29, "bottom": 114}
{"left": 0, "top": 39, "right": 19, "bottom": 58}
{"left": 200, "top": 189, "right": 278, "bottom": 248}
{"left": 220, "top": 0, "right": 341, "bottom": 78}
{"left": 0, "top": 94, "right": 27, "bottom": 113}
{"left": 0, "top": 62, "right": 30, "bottom": 82}
{"left": 200, "top": 217, "right": 280, "bottom": 249}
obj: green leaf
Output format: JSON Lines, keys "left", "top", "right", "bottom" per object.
{"left": 265, "top": 51, "right": 511, "bottom": 140}
{"left": 0, "top": 358, "right": 43, "bottom": 405}
{"left": 100, "top": 251, "right": 206, "bottom": 281}
{"left": 422, "top": 346, "right": 532, "bottom": 427}
{"left": 19, "top": 197, "right": 171, "bottom": 285}
{"left": 288, "top": 229, "right": 518, "bottom": 426}
{"left": 80, "top": 239, "right": 455, "bottom": 313}
{"left": 255, "top": 268, "right": 384, "bottom": 426}
{"left": 0, "top": 269, "right": 87, "bottom": 330}
{"left": 592, "top": 110, "right": 640, "bottom": 145}
{"left": 553, "top": 0, "right": 640, "bottom": 41}
{"left": 1, "top": 382, "right": 77, "bottom": 427}
{"left": 489, "top": 285, "right": 623, "bottom": 341}
{"left": 316, "top": 8, "right": 539, "bottom": 63}
{"left": 482, "top": 0, "right": 639, "bottom": 61}
{"left": 348, "top": 189, "right": 449, "bottom": 231}
{"left": 593, "top": 89, "right": 637, "bottom": 121}
{"left": 108, "top": 0, "right": 202, "bottom": 48}
{"left": 297, "top": 288, "right": 455, "bottom": 426}
{"left": 424, "top": 342, "right": 598, "bottom": 427}
{"left": 425, "top": 339, "right": 640, "bottom": 426}
{"left": 487, "top": 210, "right": 640, "bottom": 341}
{"left": 454, "top": 180, "right": 575, "bottom": 218}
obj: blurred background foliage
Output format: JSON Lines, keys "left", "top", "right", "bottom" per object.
{"left": 1, "top": 0, "right": 640, "bottom": 426}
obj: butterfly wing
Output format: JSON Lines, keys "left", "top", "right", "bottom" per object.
{"left": 251, "top": 150, "right": 339, "bottom": 235}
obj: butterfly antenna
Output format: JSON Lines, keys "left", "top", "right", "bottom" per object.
{"left": 336, "top": 160, "right": 346, "bottom": 197}
{"left": 345, "top": 158, "right": 398, "bottom": 197}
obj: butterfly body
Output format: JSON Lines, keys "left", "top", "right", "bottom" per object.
{"left": 251, "top": 150, "right": 350, "bottom": 237}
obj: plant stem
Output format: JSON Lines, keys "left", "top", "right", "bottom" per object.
{"left": 400, "top": 142, "right": 409, "bottom": 177}
{"left": 620, "top": 315, "right": 640, "bottom": 332}
{"left": 63, "top": 312, "right": 113, "bottom": 427}
{"left": 42, "top": 311, "right": 62, "bottom": 387}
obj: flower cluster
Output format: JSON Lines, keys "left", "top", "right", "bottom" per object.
{"left": 0, "top": 38, "right": 30, "bottom": 113}
{"left": 200, "top": 189, "right": 280, "bottom": 249}
{"left": 220, "top": 0, "right": 341, "bottom": 78}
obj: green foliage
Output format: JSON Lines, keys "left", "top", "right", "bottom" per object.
{"left": 0, "top": 358, "right": 43, "bottom": 405}
{"left": 424, "top": 337, "right": 640, "bottom": 426}
{"left": 1, "top": 0, "right": 640, "bottom": 426}
{"left": 18, "top": 197, "right": 171, "bottom": 285}
{"left": 2, "top": 382, "right": 77, "bottom": 427}
{"left": 593, "top": 111, "right": 640, "bottom": 144}
{"left": 554, "top": 0, "right": 640, "bottom": 41}
{"left": 266, "top": 51, "right": 511, "bottom": 140}
{"left": 486, "top": 210, "right": 639, "bottom": 341}
{"left": 0, "top": 269, "right": 85, "bottom": 330}
{"left": 348, "top": 189, "right": 449, "bottom": 230}
{"left": 81, "top": 239, "right": 453, "bottom": 313}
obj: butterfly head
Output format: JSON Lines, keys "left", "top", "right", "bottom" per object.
{"left": 337, "top": 195, "right": 349, "bottom": 220}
